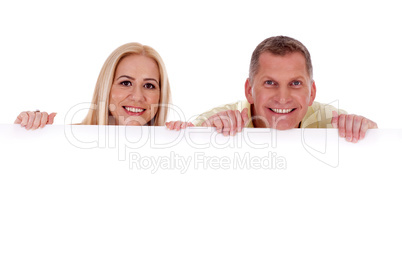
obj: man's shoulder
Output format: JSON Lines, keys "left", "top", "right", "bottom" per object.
{"left": 302, "top": 101, "right": 347, "bottom": 128}
{"left": 192, "top": 100, "right": 250, "bottom": 126}
{"left": 310, "top": 101, "right": 347, "bottom": 114}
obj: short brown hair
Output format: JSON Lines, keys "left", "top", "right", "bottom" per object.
{"left": 249, "top": 36, "right": 313, "bottom": 82}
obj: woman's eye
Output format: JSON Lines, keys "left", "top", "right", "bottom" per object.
{"left": 144, "top": 83, "right": 156, "bottom": 89}
{"left": 121, "top": 81, "right": 132, "bottom": 86}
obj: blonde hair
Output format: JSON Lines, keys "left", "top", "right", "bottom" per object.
{"left": 81, "top": 42, "right": 171, "bottom": 126}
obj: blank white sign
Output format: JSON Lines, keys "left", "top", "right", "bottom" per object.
{"left": 1, "top": 125, "right": 401, "bottom": 267}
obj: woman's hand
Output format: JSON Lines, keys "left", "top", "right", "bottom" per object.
{"left": 15, "top": 111, "right": 57, "bottom": 130}
{"left": 165, "top": 121, "right": 194, "bottom": 130}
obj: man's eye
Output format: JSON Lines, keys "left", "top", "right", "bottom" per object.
{"left": 265, "top": 80, "right": 275, "bottom": 86}
{"left": 121, "top": 81, "right": 132, "bottom": 86}
{"left": 291, "top": 81, "right": 302, "bottom": 86}
{"left": 144, "top": 83, "right": 156, "bottom": 89}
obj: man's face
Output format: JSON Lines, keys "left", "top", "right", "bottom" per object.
{"left": 245, "top": 52, "right": 316, "bottom": 130}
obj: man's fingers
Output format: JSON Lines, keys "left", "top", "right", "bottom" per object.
{"left": 338, "top": 114, "right": 346, "bottom": 138}
{"left": 220, "top": 112, "right": 231, "bottom": 136}
{"left": 235, "top": 110, "right": 242, "bottom": 132}
{"left": 241, "top": 108, "right": 249, "bottom": 128}
{"left": 226, "top": 110, "right": 237, "bottom": 136}
{"left": 352, "top": 116, "right": 363, "bottom": 143}
{"left": 202, "top": 115, "right": 217, "bottom": 128}
{"left": 359, "top": 118, "right": 369, "bottom": 140}
{"left": 331, "top": 111, "right": 338, "bottom": 128}
{"left": 369, "top": 120, "right": 378, "bottom": 129}
{"left": 204, "top": 110, "right": 248, "bottom": 136}
{"left": 211, "top": 116, "right": 224, "bottom": 133}
{"left": 358, "top": 118, "right": 377, "bottom": 140}
{"left": 345, "top": 115, "right": 354, "bottom": 142}
{"left": 336, "top": 114, "right": 378, "bottom": 142}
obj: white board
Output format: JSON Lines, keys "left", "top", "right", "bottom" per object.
{"left": 1, "top": 124, "right": 401, "bottom": 267}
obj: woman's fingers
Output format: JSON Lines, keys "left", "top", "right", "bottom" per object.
{"left": 15, "top": 111, "right": 56, "bottom": 130}
{"left": 165, "top": 121, "right": 194, "bottom": 131}
{"left": 47, "top": 113, "right": 57, "bottom": 125}
{"left": 15, "top": 112, "right": 28, "bottom": 125}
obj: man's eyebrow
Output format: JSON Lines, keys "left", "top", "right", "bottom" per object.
{"left": 261, "top": 75, "right": 277, "bottom": 82}
{"left": 291, "top": 75, "right": 306, "bottom": 79}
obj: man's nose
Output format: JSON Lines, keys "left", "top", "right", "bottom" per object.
{"left": 274, "top": 87, "right": 292, "bottom": 104}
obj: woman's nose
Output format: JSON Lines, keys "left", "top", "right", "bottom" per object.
{"left": 128, "top": 86, "right": 145, "bottom": 101}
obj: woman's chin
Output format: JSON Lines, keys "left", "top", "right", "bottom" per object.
{"left": 114, "top": 116, "right": 148, "bottom": 126}
{"left": 122, "top": 119, "right": 147, "bottom": 126}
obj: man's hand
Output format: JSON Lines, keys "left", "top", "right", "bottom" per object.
{"left": 331, "top": 111, "right": 378, "bottom": 142}
{"left": 201, "top": 108, "right": 249, "bottom": 136}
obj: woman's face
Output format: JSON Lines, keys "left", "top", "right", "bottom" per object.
{"left": 109, "top": 54, "right": 161, "bottom": 126}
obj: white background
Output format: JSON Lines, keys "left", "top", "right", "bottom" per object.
{"left": 0, "top": 0, "right": 401, "bottom": 128}
{"left": 1, "top": 1, "right": 402, "bottom": 267}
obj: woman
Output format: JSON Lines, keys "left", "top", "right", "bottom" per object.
{"left": 15, "top": 42, "right": 171, "bottom": 129}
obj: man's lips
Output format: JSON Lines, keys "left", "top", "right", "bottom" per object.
{"left": 268, "top": 108, "right": 296, "bottom": 114}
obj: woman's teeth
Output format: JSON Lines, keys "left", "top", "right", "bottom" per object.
{"left": 125, "top": 107, "right": 145, "bottom": 113}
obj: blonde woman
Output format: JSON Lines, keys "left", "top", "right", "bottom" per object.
{"left": 15, "top": 42, "right": 171, "bottom": 129}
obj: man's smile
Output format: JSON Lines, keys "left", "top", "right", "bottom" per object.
{"left": 268, "top": 108, "right": 296, "bottom": 114}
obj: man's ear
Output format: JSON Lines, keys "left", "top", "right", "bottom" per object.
{"left": 245, "top": 78, "right": 254, "bottom": 104}
{"left": 309, "top": 80, "right": 317, "bottom": 106}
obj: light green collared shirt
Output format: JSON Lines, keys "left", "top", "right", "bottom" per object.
{"left": 192, "top": 100, "right": 347, "bottom": 128}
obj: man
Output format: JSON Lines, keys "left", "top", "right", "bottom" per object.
{"left": 167, "top": 36, "right": 377, "bottom": 143}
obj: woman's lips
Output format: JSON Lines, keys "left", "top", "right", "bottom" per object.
{"left": 123, "top": 106, "right": 146, "bottom": 116}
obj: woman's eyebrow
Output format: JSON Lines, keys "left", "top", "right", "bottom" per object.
{"left": 116, "top": 75, "right": 135, "bottom": 80}
{"left": 115, "top": 76, "right": 158, "bottom": 83}
{"left": 144, "top": 78, "right": 159, "bottom": 83}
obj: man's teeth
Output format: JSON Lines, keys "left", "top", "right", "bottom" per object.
{"left": 125, "top": 107, "right": 145, "bottom": 113}
{"left": 271, "top": 108, "right": 294, "bottom": 114}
